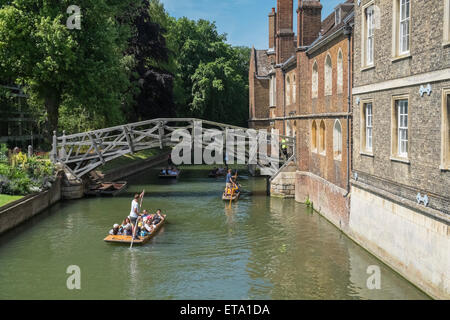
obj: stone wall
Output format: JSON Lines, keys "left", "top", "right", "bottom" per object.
{"left": 353, "top": 81, "right": 450, "bottom": 214}
{"left": 354, "top": 0, "right": 450, "bottom": 87}
{"left": 271, "top": 173, "right": 295, "bottom": 198}
{"left": 0, "top": 172, "right": 62, "bottom": 235}
{"left": 349, "top": 184, "right": 450, "bottom": 299}
{"left": 270, "top": 162, "right": 296, "bottom": 197}
{"left": 353, "top": 0, "right": 450, "bottom": 214}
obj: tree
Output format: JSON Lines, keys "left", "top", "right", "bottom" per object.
{"left": 0, "top": 0, "right": 133, "bottom": 139}
{"left": 123, "top": 0, "right": 175, "bottom": 122}
{"left": 163, "top": 15, "right": 251, "bottom": 126}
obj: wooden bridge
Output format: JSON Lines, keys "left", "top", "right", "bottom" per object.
{"left": 51, "top": 118, "right": 296, "bottom": 181}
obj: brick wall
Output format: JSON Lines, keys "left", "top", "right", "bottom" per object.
{"left": 295, "top": 35, "right": 352, "bottom": 190}
{"left": 297, "top": 0, "right": 323, "bottom": 46}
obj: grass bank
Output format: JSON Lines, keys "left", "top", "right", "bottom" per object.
{"left": 0, "top": 194, "right": 23, "bottom": 208}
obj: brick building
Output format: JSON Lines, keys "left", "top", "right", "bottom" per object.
{"left": 248, "top": 0, "right": 450, "bottom": 298}
{"left": 350, "top": 0, "right": 450, "bottom": 298}
{"left": 248, "top": 0, "right": 355, "bottom": 228}
{"left": 295, "top": 1, "right": 354, "bottom": 230}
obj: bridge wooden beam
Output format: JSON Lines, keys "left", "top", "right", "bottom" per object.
{"left": 88, "top": 132, "right": 105, "bottom": 165}
{"left": 123, "top": 126, "right": 135, "bottom": 154}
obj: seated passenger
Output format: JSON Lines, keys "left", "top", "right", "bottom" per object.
{"left": 122, "top": 217, "right": 133, "bottom": 236}
{"left": 109, "top": 224, "right": 120, "bottom": 235}
{"left": 152, "top": 209, "right": 164, "bottom": 225}
{"left": 143, "top": 218, "right": 154, "bottom": 233}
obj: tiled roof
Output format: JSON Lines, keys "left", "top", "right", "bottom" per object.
{"left": 255, "top": 50, "right": 271, "bottom": 77}
{"left": 321, "top": 0, "right": 354, "bottom": 39}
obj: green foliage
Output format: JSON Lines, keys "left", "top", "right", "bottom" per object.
{"left": 148, "top": 2, "right": 251, "bottom": 127}
{"left": 0, "top": 0, "right": 134, "bottom": 137}
{"left": 0, "top": 0, "right": 251, "bottom": 144}
{"left": 0, "top": 154, "right": 55, "bottom": 196}
{"left": 305, "top": 197, "right": 313, "bottom": 209}
{"left": 0, "top": 144, "right": 7, "bottom": 162}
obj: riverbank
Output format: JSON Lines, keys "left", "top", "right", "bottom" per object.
{"left": 0, "top": 171, "right": 62, "bottom": 235}
{"left": 0, "top": 195, "right": 23, "bottom": 207}
{"left": 0, "top": 149, "right": 171, "bottom": 236}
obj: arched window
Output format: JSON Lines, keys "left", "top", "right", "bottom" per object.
{"left": 311, "top": 121, "right": 317, "bottom": 152}
{"left": 325, "top": 54, "right": 332, "bottom": 96}
{"left": 319, "top": 120, "right": 326, "bottom": 153}
{"left": 292, "top": 74, "right": 297, "bottom": 103}
{"left": 337, "top": 49, "right": 343, "bottom": 94}
{"left": 333, "top": 120, "right": 342, "bottom": 160}
{"left": 312, "top": 61, "right": 318, "bottom": 98}
{"left": 286, "top": 76, "right": 291, "bottom": 105}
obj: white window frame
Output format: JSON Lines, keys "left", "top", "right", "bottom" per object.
{"left": 399, "top": 0, "right": 410, "bottom": 55}
{"left": 361, "top": 1, "right": 375, "bottom": 68}
{"left": 441, "top": 89, "right": 450, "bottom": 170}
{"left": 366, "top": 103, "right": 373, "bottom": 152}
{"left": 397, "top": 99, "right": 408, "bottom": 157}
{"left": 444, "top": 0, "right": 450, "bottom": 45}
{"left": 366, "top": 6, "right": 375, "bottom": 65}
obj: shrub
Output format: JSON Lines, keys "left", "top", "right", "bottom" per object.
{"left": 0, "top": 155, "right": 55, "bottom": 196}
{"left": 0, "top": 144, "right": 7, "bottom": 162}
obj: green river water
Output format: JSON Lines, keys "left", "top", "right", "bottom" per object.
{"left": 0, "top": 168, "right": 429, "bottom": 299}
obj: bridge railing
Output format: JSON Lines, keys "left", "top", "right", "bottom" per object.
{"left": 51, "top": 118, "right": 296, "bottom": 179}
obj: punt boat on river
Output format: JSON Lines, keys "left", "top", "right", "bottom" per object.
{"left": 103, "top": 215, "right": 166, "bottom": 245}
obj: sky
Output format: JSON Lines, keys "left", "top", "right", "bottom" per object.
{"left": 160, "top": 0, "right": 344, "bottom": 49}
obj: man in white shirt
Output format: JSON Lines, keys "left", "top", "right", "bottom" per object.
{"left": 129, "top": 193, "right": 142, "bottom": 226}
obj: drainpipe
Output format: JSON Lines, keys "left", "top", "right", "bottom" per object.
{"left": 344, "top": 23, "right": 353, "bottom": 194}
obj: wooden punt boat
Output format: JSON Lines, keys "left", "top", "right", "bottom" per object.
{"left": 158, "top": 170, "right": 180, "bottom": 179}
{"left": 103, "top": 215, "right": 166, "bottom": 245}
{"left": 222, "top": 189, "right": 240, "bottom": 201}
{"left": 85, "top": 181, "right": 127, "bottom": 197}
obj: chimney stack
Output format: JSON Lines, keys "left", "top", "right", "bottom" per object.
{"left": 297, "top": 0, "right": 323, "bottom": 47}
{"left": 269, "top": 8, "right": 276, "bottom": 49}
{"left": 276, "top": 0, "right": 295, "bottom": 64}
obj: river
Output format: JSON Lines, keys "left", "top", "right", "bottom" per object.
{"left": 0, "top": 167, "right": 429, "bottom": 299}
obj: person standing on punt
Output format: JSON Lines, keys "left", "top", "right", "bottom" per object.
{"left": 129, "top": 193, "right": 142, "bottom": 227}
